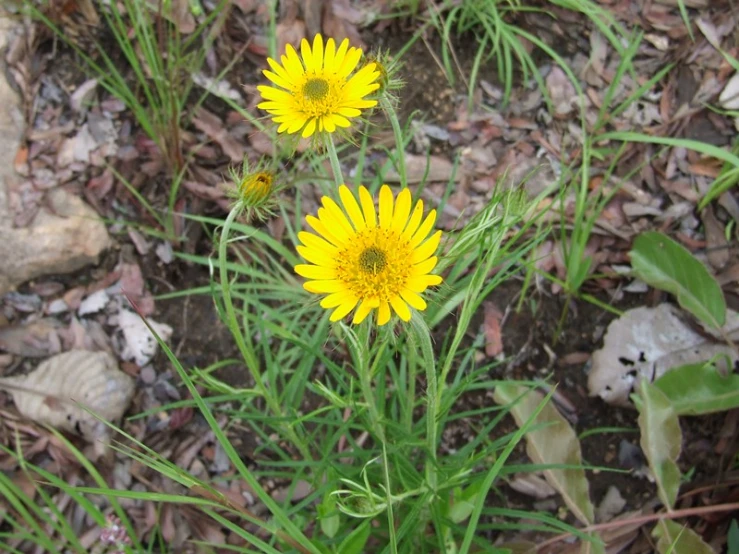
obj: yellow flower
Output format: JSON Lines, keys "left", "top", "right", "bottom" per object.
{"left": 295, "top": 185, "right": 443, "bottom": 325}
{"left": 227, "top": 161, "right": 280, "bottom": 222}
{"left": 240, "top": 171, "right": 273, "bottom": 203}
{"left": 257, "top": 35, "right": 381, "bottom": 138}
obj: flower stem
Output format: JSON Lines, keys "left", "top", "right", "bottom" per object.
{"left": 380, "top": 96, "right": 407, "bottom": 188}
{"left": 324, "top": 133, "right": 345, "bottom": 188}
{"left": 219, "top": 205, "right": 312, "bottom": 462}
{"left": 356, "top": 322, "right": 384, "bottom": 442}
{"left": 409, "top": 313, "right": 438, "bottom": 491}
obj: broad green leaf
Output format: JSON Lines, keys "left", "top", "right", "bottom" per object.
{"left": 338, "top": 521, "right": 371, "bottom": 554}
{"left": 653, "top": 520, "right": 714, "bottom": 554}
{"left": 654, "top": 362, "right": 739, "bottom": 415}
{"left": 493, "top": 384, "right": 596, "bottom": 527}
{"left": 629, "top": 231, "right": 726, "bottom": 330}
{"left": 633, "top": 382, "right": 682, "bottom": 509}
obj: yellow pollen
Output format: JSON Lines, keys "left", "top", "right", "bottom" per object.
{"left": 358, "top": 247, "right": 387, "bottom": 274}
{"left": 303, "top": 78, "right": 330, "bottom": 101}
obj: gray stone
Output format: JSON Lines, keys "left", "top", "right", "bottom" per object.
{"left": 0, "top": 18, "right": 110, "bottom": 295}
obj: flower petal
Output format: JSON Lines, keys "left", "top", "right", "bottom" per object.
{"left": 298, "top": 231, "right": 338, "bottom": 254}
{"left": 321, "top": 197, "right": 355, "bottom": 238}
{"left": 307, "top": 215, "right": 346, "bottom": 247}
{"left": 302, "top": 118, "right": 317, "bottom": 138}
{"left": 295, "top": 264, "right": 336, "bottom": 279}
{"left": 303, "top": 280, "right": 344, "bottom": 293}
{"left": 389, "top": 296, "right": 411, "bottom": 321}
{"left": 312, "top": 34, "right": 324, "bottom": 71}
{"left": 330, "top": 296, "right": 359, "bottom": 321}
{"left": 391, "top": 188, "right": 412, "bottom": 234}
{"left": 359, "top": 186, "right": 377, "bottom": 228}
{"left": 296, "top": 245, "right": 336, "bottom": 267}
{"left": 400, "top": 289, "right": 427, "bottom": 311}
{"left": 411, "top": 256, "right": 438, "bottom": 276}
{"left": 409, "top": 210, "right": 437, "bottom": 249}
{"left": 378, "top": 185, "right": 394, "bottom": 229}
{"left": 352, "top": 299, "right": 375, "bottom": 324}
{"left": 339, "top": 185, "right": 366, "bottom": 231}
{"left": 300, "top": 38, "right": 314, "bottom": 73}
{"left": 411, "top": 230, "right": 442, "bottom": 264}
{"left": 377, "top": 301, "right": 391, "bottom": 325}
{"left": 401, "top": 200, "right": 424, "bottom": 241}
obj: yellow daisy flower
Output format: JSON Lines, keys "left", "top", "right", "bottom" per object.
{"left": 257, "top": 35, "right": 381, "bottom": 138}
{"left": 295, "top": 185, "right": 443, "bottom": 325}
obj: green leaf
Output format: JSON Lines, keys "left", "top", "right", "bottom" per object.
{"left": 653, "top": 520, "right": 714, "bottom": 554}
{"left": 633, "top": 381, "right": 682, "bottom": 509}
{"left": 449, "top": 484, "right": 479, "bottom": 524}
{"left": 630, "top": 231, "right": 726, "bottom": 329}
{"left": 338, "top": 521, "right": 371, "bottom": 554}
{"left": 493, "top": 384, "right": 596, "bottom": 527}
{"left": 654, "top": 362, "right": 739, "bottom": 415}
{"left": 728, "top": 520, "right": 739, "bottom": 554}
{"left": 318, "top": 493, "right": 340, "bottom": 539}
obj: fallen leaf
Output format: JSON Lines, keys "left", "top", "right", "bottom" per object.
{"left": 508, "top": 473, "right": 557, "bottom": 499}
{"left": 483, "top": 301, "right": 503, "bottom": 357}
{"left": 493, "top": 384, "right": 596, "bottom": 526}
{"left": 633, "top": 381, "right": 681, "bottom": 510}
{"left": 0, "top": 319, "right": 62, "bottom": 357}
{"left": 701, "top": 207, "right": 729, "bottom": 269}
{"left": 0, "top": 350, "right": 134, "bottom": 442}
{"left": 546, "top": 66, "right": 577, "bottom": 117}
{"left": 118, "top": 309, "right": 173, "bottom": 367}
{"left": 588, "top": 304, "right": 739, "bottom": 406}
{"left": 191, "top": 107, "right": 245, "bottom": 162}
{"left": 719, "top": 72, "right": 739, "bottom": 110}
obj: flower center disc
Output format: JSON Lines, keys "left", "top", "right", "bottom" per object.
{"left": 303, "top": 78, "right": 330, "bottom": 101}
{"left": 358, "top": 246, "right": 387, "bottom": 275}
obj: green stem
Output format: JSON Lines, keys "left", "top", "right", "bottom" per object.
{"left": 219, "top": 206, "right": 312, "bottom": 461}
{"left": 355, "top": 323, "right": 396, "bottom": 553}
{"left": 380, "top": 96, "right": 407, "bottom": 188}
{"left": 381, "top": 442, "right": 398, "bottom": 554}
{"left": 324, "top": 133, "right": 344, "bottom": 188}
{"left": 409, "top": 314, "right": 438, "bottom": 491}
{"left": 356, "top": 322, "right": 384, "bottom": 442}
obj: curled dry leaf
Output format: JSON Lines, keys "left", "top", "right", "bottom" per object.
{"left": 588, "top": 304, "right": 739, "bottom": 406}
{"left": 0, "top": 350, "right": 134, "bottom": 442}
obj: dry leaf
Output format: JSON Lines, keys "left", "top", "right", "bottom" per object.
{"left": 118, "top": 310, "right": 173, "bottom": 367}
{"left": 588, "top": 304, "right": 739, "bottom": 406}
{"left": 0, "top": 318, "right": 62, "bottom": 357}
{"left": 483, "top": 301, "right": 503, "bottom": 357}
{"left": 493, "top": 384, "right": 596, "bottom": 526}
{"left": 0, "top": 350, "right": 134, "bottom": 442}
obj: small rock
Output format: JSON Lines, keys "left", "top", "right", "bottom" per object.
{"left": 0, "top": 188, "right": 111, "bottom": 295}
{"left": 0, "top": 20, "right": 110, "bottom": 295}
